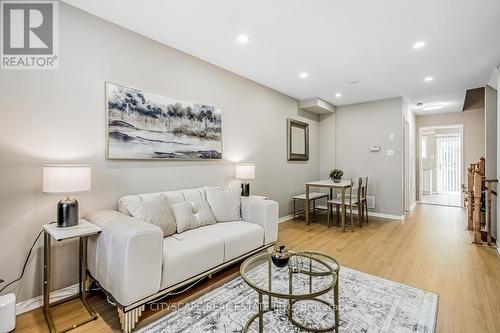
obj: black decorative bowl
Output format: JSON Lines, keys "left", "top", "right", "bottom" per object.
{"left": 270, "top": 245, "right": 290, "bottom": 267}
{"left": 271, "top": 255, "right": 290, "bottom": 267}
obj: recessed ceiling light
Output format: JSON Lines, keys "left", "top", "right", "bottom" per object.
{"left": 299, "top": 72, "right": 308, "bottom": 79}
{"left": 422, "top": 105, "right": 444, "bottom": 111}
{"left": 413, "top": 41, "right": 426, "bottom": 49}
{"left": 237, "top": 34, "right": 249, "bottom": 44}
{"left": 335, "top": 93, "right": 342, "bottom": 98}
{"left": 424, "top": 76, "right": 434, "bottom": 82}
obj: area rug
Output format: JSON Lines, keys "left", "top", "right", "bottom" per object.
{"left": 137, "top": 264, "right": 438, "bottom": 333}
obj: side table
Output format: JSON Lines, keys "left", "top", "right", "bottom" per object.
{"left": 42, "top": 219, "right": 102, "bottom": 333}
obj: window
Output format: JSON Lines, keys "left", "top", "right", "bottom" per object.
{"left": 421, "top": 136, "right": 427, "bottom": 158}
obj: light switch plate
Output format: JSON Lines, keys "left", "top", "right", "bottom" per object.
{"left": 369, "top": 145, "right": 381, "bottom": 152}
{"left": 389, "top": 133, "right": 395, "bottom": 140}
{"left": 386, "top": 149, "right": 395, "bottom": 156}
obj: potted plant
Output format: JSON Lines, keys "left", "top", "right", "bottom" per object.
{"left": 329, "top": 169, "right": 344, "bottom": 183}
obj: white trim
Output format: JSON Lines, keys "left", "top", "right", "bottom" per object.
{"left": 497, "top": 247, "right": 500, "bottom": 256}
{"left": 280, "top": 208, "right": 404, "bottom": 222}
{"left": 15, "top": 283, "right": 79, "bottom": 315}
{"left": 279, "top": 214, "right": 294, "bottom": 223}
{"left": 368, "top": 212, "right": 405, "bottom": 220}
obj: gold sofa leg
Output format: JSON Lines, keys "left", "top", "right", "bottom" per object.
{"left": 118, "top": 305, "right": 145, "bottom": 333}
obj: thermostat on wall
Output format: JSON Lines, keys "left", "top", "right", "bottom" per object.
{"left": 369, "top": 145, "right": 381, "bottom": 152}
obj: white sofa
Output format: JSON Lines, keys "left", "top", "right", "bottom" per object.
{"left": 85, "top": 187, "right": 278, "bottom": 333}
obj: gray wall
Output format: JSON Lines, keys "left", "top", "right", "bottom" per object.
{"left": 485, "top": 85, "right": 497, "bottom": 236}
{"left": 319, "top": 113, "right": 336, "bottom": 178}
{"left": 403, "top": 101, "right": 417, "bottom": 211}
{"left": 320, "top": 97, "right": 405, "bottom": 217}
{"left": 0, "top": 3, "right": 320, "bottom": 301}
{"left": 498, "top": 74, "right": 500, "bottom": 244}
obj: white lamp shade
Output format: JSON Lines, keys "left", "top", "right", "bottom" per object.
{"left": 43, "top": 165, "right": 91, "bottom": 194}
{"left": 235, "top": 163, "right": 255, "bottom": 180}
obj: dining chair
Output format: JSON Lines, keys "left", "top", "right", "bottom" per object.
{"left": 327, "top": 178, "right": 359, "bottom": 230}
{"left": 293, "top": 192, "right": 329, "bottom": 221}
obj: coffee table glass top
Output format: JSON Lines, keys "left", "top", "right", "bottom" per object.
{"left": 240, "top": 251, "right": 339, "bottom": 299}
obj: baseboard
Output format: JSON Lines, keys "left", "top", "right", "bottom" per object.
{"left": 16, "top": 283, "right": 79, "bottom": 315}
{"left": 368, "top": 212, "right": 405, "bottom": 220}
{"left": 279, "top": 214, "right": 294, "bottom": 223}
{"left": 318, "top": 205, "right": 404, "bottom": 220}
{"left": 280, "top": 207, "right": 404, "bottom": 222}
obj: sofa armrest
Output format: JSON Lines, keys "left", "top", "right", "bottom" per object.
{"left": 241, "top": 197, "right": 279, "bottom": 244}
{"left": 86, "top": 210, "right": 163, "bottom": 307}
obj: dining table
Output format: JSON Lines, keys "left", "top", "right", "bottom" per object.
{"left": 304, "top": 179, "right": 352, "bottom": 231}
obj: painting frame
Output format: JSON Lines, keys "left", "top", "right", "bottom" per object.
{"left": 105, "top": 81, "right": 223, "bottom": 160}
{"left": 287, "top": 118, "right": 309, "bottom": 161}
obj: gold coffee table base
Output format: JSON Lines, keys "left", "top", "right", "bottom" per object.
{"left": 241, "top": 251, "right": 340, "bottom": 333}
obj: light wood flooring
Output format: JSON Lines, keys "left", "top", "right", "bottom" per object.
{"left": 13, "top": 204, "right": 500, "bottom": 332}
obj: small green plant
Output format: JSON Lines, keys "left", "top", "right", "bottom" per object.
{"left": 329, "top": 169, "right": 344, "bottom": 182}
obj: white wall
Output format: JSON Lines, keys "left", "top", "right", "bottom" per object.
{"left": 485, "top": 85, "right": 497, "bottom": 237}
{"left": 0, "top": 3, "right": 320, "bottom": 301}
{"left": 319, "top": 97, "right": 405, "bottom": 217}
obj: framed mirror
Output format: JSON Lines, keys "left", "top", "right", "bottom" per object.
{"left": 287, "top": 118, "right": 309, "bottom": 161}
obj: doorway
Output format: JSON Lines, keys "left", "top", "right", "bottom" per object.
{"left": 419, "top": 125, "right": 463, "bottom": 207}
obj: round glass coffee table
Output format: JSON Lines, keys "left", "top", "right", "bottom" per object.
{"left": 240, "top": 251, "right": 339, "bottom": 332}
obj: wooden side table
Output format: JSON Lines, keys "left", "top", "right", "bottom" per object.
{"left": 42, "top": 220, "right": 102, "bottom": 333}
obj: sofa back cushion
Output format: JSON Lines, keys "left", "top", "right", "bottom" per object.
{"left": 119, "top": 188, "right": 207, "bottom": 215}
{"left": 122, "top": 196, "right": 176, "bottom": 237}
{"left": 206, "top": 187, "right": 242, "bottom": 222}
{"left": 171, "top": 201, "right": 216, "bottom": 233}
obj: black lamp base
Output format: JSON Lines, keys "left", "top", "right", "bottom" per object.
{"left": 57, "top": 198, "right": 79, "bottom": 228}
{"left": 241, "top": 183, "right": 250, "bottom": 197}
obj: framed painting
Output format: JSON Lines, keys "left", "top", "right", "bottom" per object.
{"left": 287, "top": 118, "right": 309, "bottom": 161}
{"left": 106, "top": 82, "right": 222, "bottom": 160}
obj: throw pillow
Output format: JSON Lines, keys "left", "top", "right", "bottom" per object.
{"left": 123, "top": 196, "right": 176, "bottom": 237}
{"left": 205, "top": 187, "right": 242, "bottom": 222}
{"left": 171, "top": 201, "right": 216, "bottom": 233}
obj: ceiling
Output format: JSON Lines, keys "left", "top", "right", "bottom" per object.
{"left": 63, "top": 0, "right": 500, "bottom": 115}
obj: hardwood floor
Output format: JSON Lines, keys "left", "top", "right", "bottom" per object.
{"left": 14, "top": 204, "right": 500, "bottom": 332}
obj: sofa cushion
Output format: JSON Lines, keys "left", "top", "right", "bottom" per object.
{"left": 170, "top": 201, "right": 216, "bottom": 233}
{"left": 121, "top": 196, "right": 176, "bottom": 237}
{"left": 118, "top": 187, "right": 207, "bottom": 215}
{"left": 161, "top": 229, "right": 224, "bottom": 288}
{"left": 206, "top": 187, "right": 242, "bottom": 222}
{"left": 200, "top": 222, "right": 264, "bottom": 261}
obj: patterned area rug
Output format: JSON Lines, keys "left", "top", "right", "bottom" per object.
{"left": 137, "top": 264, "right": 438, "bottom": 333}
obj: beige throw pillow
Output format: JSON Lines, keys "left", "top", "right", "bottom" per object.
{"left": 171, "top": 201, "right": 216, "bottom": 233}
{"left": 205, "top": 187, "right": 242, "bottom": 222}
{"left": 123, "top": 196, "right": 176, "bottom": 237}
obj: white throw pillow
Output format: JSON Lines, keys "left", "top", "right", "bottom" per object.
{"left": 171, "top": 201, "right": 216, "bottom": 233}
{"left": 205, "top": 187, "right": 242, "bottom": 222}
{"left": 123, "top": 196, "right": 176, "bottom": 237}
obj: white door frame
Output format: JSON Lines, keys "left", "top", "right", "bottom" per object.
{"left": 418, "top": 124, "right": 464, "bottom": 204}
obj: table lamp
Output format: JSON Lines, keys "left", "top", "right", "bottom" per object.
{"left": 235, "top": 163, "right": 255, "bottom": 196}
{"left": 43, "top": 165, "right": 91, "bottom": 228}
